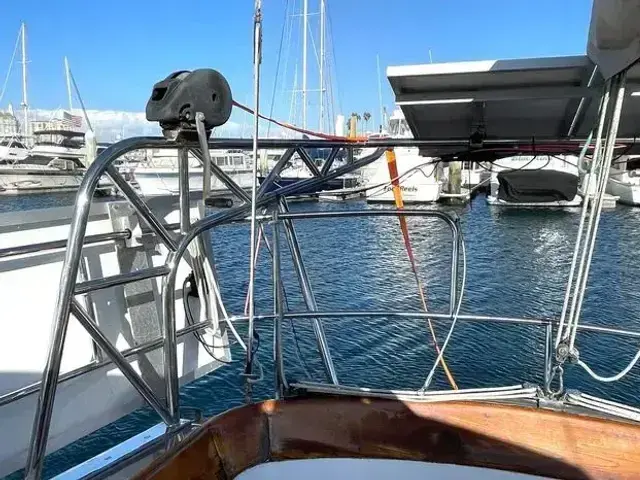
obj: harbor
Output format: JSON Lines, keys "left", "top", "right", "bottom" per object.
{"left": 3, "top": 0, "right": 640, "bottom": 479}
{"left": 5, "top": 192, "right": 640, "bottom": 478}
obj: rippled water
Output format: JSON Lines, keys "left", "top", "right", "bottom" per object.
{"left": 5, "top": 193, "right": 640, "bottom": 478}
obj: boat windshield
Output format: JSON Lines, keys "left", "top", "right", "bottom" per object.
{"left": 388, "top": 118, "right": 411, "bottom": 137}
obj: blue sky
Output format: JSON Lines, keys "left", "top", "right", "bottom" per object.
{"left": 0, "top": 0, "right": 593, "bottom": 132}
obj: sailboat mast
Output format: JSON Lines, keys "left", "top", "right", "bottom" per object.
{"left": 376, "top": 54, "right": 384, "bottom": 132}
{"left": 64, "top": 56, "right": 73, "bottom": 111}
{"left": 302, "top": 0, "right": 308, "bottom": 129}
{"left": 319, "top": 0, "right": 325, "bottom": 133}
{"left": 20, "top": 23, "right": 28, "bottom": 137}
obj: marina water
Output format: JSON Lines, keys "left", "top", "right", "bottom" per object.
{"left": 4, "top": 194, "right": 640, "bottom": 478}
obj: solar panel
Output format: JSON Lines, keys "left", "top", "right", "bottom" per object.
{"left": 387, "top": 55, "right": 640, "bottom": 157}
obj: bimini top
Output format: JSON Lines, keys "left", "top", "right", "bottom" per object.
{"left": 387, "top": 55, "right": 640, "bottom": 152}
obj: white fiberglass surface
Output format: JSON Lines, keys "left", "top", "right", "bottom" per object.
{"left": 235, "top": 458, "right": 549, "bottom": 479}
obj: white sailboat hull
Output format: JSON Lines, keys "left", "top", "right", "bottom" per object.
{"left": 0, "top": 199, "right": 230, "bottom": 477}
{"left": 366, "top": 181, "right": 442, "bottom": 203}
{"left": 364, "top": 149, "right": 442, "bottom": 204}
{"left": 0, "top": 167, "right": 83, "bottom": 195}
{"left": 134, "top": 167, "right": 254, "bottom": 196}
{"left": 607, "top": 174, "right": 640, "bottom": 205}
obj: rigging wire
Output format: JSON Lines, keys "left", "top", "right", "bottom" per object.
{"left": 257, "top": 197, "right": 314, "bottom": 378}
{"left": 266, "top": 0, "right": 290, "bottom": 138}
{"left": 280, "top": 0, "right": 295, "bottom": 108}
{"left": 567, "top": 74, "right": 627, "bottom": 352}
{"left": 234, "top": 99, "right": 366, "bottom": 141}
{"left": 244, "top": 0, "right": 264, "bottom": 400}
{"left": 551, "top": 71, "right": 640, "bottom": 387}
{"left": 0, "top": 26, "right": 21, "bottom": 107}
{"left": 556, "top": 130, "right": 601, "bottom": 348}
{"left": 238, "top": 202, "right": 313, "bottom": 379}
{"left": 324, "top": 0, "right": 343, "bottom": 117}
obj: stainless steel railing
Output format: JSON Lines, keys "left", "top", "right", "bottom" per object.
{"left": 17, "top": 133, "right": 640, "bottom": 479}
{"left": 20, "top": 135, "right": 389, "bottom": 478}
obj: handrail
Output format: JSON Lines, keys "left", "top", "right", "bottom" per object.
{"left": 22, "top": 135, "right": 387, "bottom": 479}
{"left": 74, "top": 265, "right": 171, "bottom": 295}
{"left": 0, "top": 230, "right": 131, "bottom": 259}
{"left": 270, "top": 206, "right": 461, "bottom": 392}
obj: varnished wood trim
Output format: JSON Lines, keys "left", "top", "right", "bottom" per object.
{"left": 135, "top": 396, "right": 640, "bottom": 480}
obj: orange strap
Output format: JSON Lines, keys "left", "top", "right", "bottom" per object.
{"left": 385, "top": 149, "right": 458, "bottom": 390}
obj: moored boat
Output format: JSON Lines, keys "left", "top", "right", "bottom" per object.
{"left": 486, "top": 155, "right": 582, "bottom": 207}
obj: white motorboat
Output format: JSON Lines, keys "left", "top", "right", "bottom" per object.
{"left": 364, "top": 109, "right": 443, "bottom": 204}
{"left": 606, "top": 156, "right": 640, "bottom": 205}
{"left": 0, "top": 137, "right": 28, "bottom": 163}
{"left": 0, "top": 130, "right": 113, "bottom": 195}
{"left": 486, "top": 155, "right": 582, "bottom": 207}
{"left": 0, "top": 155, "right": 85, "bottom": 194}
{"left": 133, "top": 148, "right": 254, "bottom": 196}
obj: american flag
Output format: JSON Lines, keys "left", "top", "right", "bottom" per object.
{"left": 62, "top": 111, "right": 83, "bottom": 130}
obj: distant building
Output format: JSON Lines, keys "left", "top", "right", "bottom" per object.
{"left": 0, "top": 111, "right": 19, "bottom": 136}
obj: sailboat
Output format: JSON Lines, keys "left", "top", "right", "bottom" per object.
{"left": 256, "top": 0, "right": 360, "bottom": 195}
{"left": 0, "top": 25, "right": 111, "bottom": 195}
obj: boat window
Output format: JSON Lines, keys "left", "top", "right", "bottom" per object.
{"left": 389, "top": 118, "right": 410, "bottom": 137}
{"left": 399, "top": 119, "right": 410, "bottom": 136}
{"left": 389, "top": 119, "right": 400, "bottom": 136}
{"left": 234, "top": 156, "right": 244, "bottom": 166}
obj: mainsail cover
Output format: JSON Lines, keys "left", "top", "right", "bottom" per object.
{"left": 588, "top": 0, "right": 640, "bottom": 79}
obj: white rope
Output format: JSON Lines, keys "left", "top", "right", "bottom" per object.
{"left": 421, "top": 229, "right": 467, "bottom": 391}
{"left": 211, "top": 277, "right": 247, "bottom": 351}
{"left": 557, "top": 77, "right": 613, "bottom": 347}
{"left": 576, "top": 350, "right": 640, "bottom": 383}
{"left": 294, "top": 381, "right": 535, "bottom": 403}
{"left": 556, "top": 131, "right": 597, "bottom": 347}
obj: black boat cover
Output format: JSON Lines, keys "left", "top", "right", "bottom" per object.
{"left": 497, "top": 170, "right": 578, "bottom": 203}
